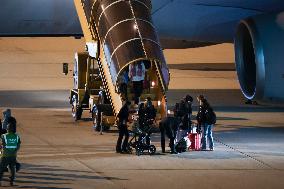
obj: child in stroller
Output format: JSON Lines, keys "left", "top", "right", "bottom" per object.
{"left": 127, "top": 119, "right": 156, "bottom": 156}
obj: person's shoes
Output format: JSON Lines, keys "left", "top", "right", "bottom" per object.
{"left": 201, "top": 148, "right": 207, "bottom": 151}
{"left": 116, "top": 150, "right": 122, "bottom": 153}
{"left": 170, "top": 150, "right": 178, "bottom": 154}
{"left": 16, "top": 162, "right": 21, "bottom": 172}
{"left": 121, "top": 149, "right": 130, "bottom": 154}
{"left": 9, "top": 178, "right": 14, "bottom": 186}
{"left": 209, "top": 148, "right": 214, "bottom": 151}
{"left": 4, "top": 167, "right": 8, "bottom": 172}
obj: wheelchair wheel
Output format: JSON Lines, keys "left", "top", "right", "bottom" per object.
{"left": 135, "top": 146, "right": 143, "bottom": 156}
{"left": 148, "top": 145, "right": 156, "bottom": 155}
{"left": 126, "top": 145, "right": 133, "bottom": 154}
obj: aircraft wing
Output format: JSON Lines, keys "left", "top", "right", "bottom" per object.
{"left": 152, "top": 0, "right": 284, "bottom": 45}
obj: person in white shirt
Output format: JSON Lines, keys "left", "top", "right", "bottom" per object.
{"left": 129, "top": 61, "right": 146, "bottom": 105}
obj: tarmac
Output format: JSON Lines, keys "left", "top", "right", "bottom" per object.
{"left": 0, "top": 38, "right": 283, "bottom": 188}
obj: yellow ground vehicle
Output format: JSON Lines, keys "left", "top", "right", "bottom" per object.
{"left": 70, "top": 0, "right": 170, "bottom": 128}
{"left": 70, "top": 52, "right": 114, "bottom": 129}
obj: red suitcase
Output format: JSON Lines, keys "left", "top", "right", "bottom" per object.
{"left": 188, "top": 133, "right": 201, "bottom": 151}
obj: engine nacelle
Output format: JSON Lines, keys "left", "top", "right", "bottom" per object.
{"left": 234, "top": 11, "right": 284, "bottom": 102}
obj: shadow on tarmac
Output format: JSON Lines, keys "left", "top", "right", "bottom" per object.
{"left": 1, "top": 89, "right": 284, "bottom": 112}
{"left": 5, "top": 163, "right": 127, "bottom": 189}
{"left": 191, "top": 115, "right": 249, "bottom": 121}
{"left": 168, "top": 63, "right": 236, "bottom": 71}
{"left": 215, "top": 125, "right": 284, "bottom": 144}
{"left": 167, "top": 89, "right": 284, "bottom": 112}
{"left": 147, "top": 125, "right": 284, "bottom": 162}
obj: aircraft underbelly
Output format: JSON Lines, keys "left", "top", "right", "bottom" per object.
{"left": 0, "top": 0, "right": 82, "bottom": 36}
{"left": 0, "top": 0, "right": 283, "bottom": 44}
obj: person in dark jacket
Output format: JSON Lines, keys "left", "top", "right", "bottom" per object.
{"left": 173, "top": 97, "right": 192, "bottom": 131}
{"left": 196, "top": 95, "right": 206, "bottom": 133}
{"left": 116, "top": 101, "right": 131, "bottom": 153}
{"left": 143, "top": 97, "right": 156, "bottom": 145}
{"left": 174, "top": 100, "right": 185, "bottom": 118}
{"left": 181, "top": 95, "right": 193, "bottom": 131}
{"left": 2, "top": 109, "right": 11, "bottom": 134}
{"left": 118, "top": 70, "right": 129, "bottom": 100}
{"left": 204, "top": 106, "right": 215, "bottom": 151}
{"left": 159, "top": 116, "right": 179, "bottom": 154}
{"left": 0, "top": 119, "right": 2, "bottom": 135}
{"left": 144, "top": 97, "right": 156, "bottom": 126}
{"left": 196, "top": 95, "right": 214, "bottom": 150}
{"left": 138, "top": 103, "right": 145, "bottom": 128}
{"left": 173, "top": 100, "right": 185, "bottom": 138}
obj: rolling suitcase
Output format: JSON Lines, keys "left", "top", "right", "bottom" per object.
{"left": 188, "top": 133, "right": 201, "bottom": 151}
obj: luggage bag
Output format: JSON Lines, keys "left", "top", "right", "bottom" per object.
{"left": 188, "top": 133, "right": 201, "bottom": 151}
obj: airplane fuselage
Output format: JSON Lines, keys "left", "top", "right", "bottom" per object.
{"left": 1, "top": 0, "right": 284, "bottom": 48}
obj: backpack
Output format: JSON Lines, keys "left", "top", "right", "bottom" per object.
{"left": 173, "top": 103, "right": 179, "bottom": 117}
{"left": 174, "top": 102, "right": 186, "bottom": 117}
{"left": 175, "top": 138, "right": 187, "bottom": 153}
{"left": 205, "top": 108, "right": 216, "bottom": 124}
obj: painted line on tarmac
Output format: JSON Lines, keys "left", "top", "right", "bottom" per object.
{"left": 73, "top": 158, "right": 119, "bottom": 186}
{"left": 113, "top": 168, "right": 279, "bottom": 171}
{"left": 19, "top": 151, "right": 115, "bottom": 158}
{"left": 214, "top": 137, "right": 277, "bottom": 170}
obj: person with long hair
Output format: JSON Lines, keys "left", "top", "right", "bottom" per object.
{"left": 196, "top": 95, "right": 214, "bottom": 151}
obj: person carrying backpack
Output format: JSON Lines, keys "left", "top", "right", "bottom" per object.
{"left": 182, "top": 95, "right": 193, "bottom": 131}
{"left": 0, "top": 117, "right": 21, "bottom": 186}
{"left": 173, "top": 99, "right": 187, "bottom": 130}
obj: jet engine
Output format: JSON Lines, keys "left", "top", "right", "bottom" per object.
{"left": 234, "top": 11, "right": 284, "bottom": 102}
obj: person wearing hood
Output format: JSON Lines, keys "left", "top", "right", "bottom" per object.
{"left": 116, "top": 101, "right": 131, "bottom": 153}
{"left": 2, "top": 109, "right": 11, "bottom": 134}
{"left": 183, "top": 95, "right": 193, "bottom": 131}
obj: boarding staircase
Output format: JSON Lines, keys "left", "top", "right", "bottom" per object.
{"left": 74, "top": 0, "right": 170, "bottom": 120}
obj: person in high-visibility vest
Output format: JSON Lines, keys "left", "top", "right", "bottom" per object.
{"left": 0, "top": 117, "right": 21, "bottom": 186}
